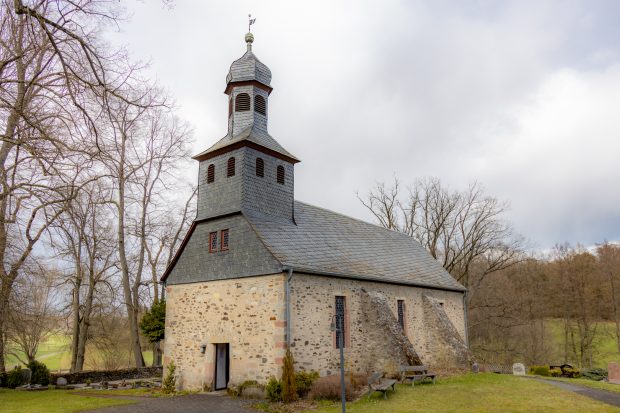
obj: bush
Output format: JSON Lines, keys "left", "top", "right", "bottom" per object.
{"left": 582, "top": 368, "right": 607, "bottom": 381}
{"left": 27, "top": 360, "right": 50, "bottom": 385}
{"left": 0, "top": 371, "right": 7, "bottom": 388}
{"left": 162, "top": 361, "right": 176, "bottom": 394}
{"left": 528, "top": 365, "right": 549, "bottom": 376}
{"left": 308, "top": 375, "right": 355, "bottom": 401}
{"left": 281, "top": 348, "right": 297, "bottom": 402}
{"left": 563, "top": 367, "right": 580, "bottom": 378}
{"left": 6, "top": 367, "right": 26, "bottom": 389}
{"left": 295, "top": 370, "right": 320, "bottom": 398}
{"left": 549, "top": 367, "right": 562, "bottom": 377}
{"left": 266, "top": 377, "right": 282, "bottom": 402}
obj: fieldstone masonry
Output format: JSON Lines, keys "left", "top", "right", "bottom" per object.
{"left": 422, "top": 295, "right": 472, "bottom": 368}
{"left": 360, "top": 290, "right": 423, "bottom": 370}
{"left": 164, "top": 274, "right": 287, "bottom": 390}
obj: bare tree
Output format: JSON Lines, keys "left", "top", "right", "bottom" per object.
{"left": 6, "top": 262, "right": 58, "bottom": 365}
{"left": 359, "top": 177, "right": 523, "bottom": 288}
{"left": 598, "top": 242, "right": 620, "bottom": 354}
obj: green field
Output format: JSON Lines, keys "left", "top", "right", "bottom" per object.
{"left": 5, "top": 334, "right": 154, "bottom": 372}
{"left": 546, "top": 319, "right": 620, "bottom": 368}
{"left": 303, "top": 374, "right": 619, "bottom": 413}
{"left": 0, "top": 388, "right": 136, "bottom": 413}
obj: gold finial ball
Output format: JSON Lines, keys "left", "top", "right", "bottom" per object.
{"left": 245, "top": 32, "right": 254, "bottom": 44}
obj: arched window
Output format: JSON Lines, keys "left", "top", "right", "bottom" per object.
{"left": 235, "top": 93, "right": 250, "bottom": 112}
{"left": 227, "top": 157, "right": 236, "bottom": 177}
{"left": 254, "top": 95, "right": 266, "bottom": 115}
{"left": 228, "top": 97, "right": 232, "bottom": 117}
{"left": 256, "top": 158, "right": 264, "bottom": 177}
{"left": 207, "top": 164, "right": 215, "bottom": 183}
{"left": 277, "top": 165, "right": 285, "bottom": 184}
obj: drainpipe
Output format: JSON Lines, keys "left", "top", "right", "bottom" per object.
{"left": 285, "top": 268, "right": 294, "bottom": 348}
{"left": 462, "top": 291, "right": 470, "bottom": 348}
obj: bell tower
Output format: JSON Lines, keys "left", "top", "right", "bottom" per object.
{"left": 193, "top": 32, "right": 300, "bottom": 222}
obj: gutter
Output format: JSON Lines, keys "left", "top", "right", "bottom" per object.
{"left": 285, "top": 267, "right": 294, "bottom": 348}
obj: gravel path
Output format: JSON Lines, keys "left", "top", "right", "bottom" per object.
{"left": 82, "top": 392, "right": 258, "bottom": 413}
{"left": 536, "top": 378, "right": 620, "bottom": 408}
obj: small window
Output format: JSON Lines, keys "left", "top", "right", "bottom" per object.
{"left": 235, "top": 93, "right": 250, "bottom": 112}
{"left": 227, "top": 157, "right": 235, "bottom": 177}
{"left": 209, "top": 232, "right": 217, "bottom": 253}
{"left": 220, "top": 229, "right": 229, "bottom": 251}
{"left": 254, "top": 95, "right": 266, "bottom": 115}
{"left": 277, "top": 165, "right": 285, "bottom": 184}
{"left": 228, "top": 97, "right": 232, "bottom": 117}
{"left": 397, "top": 300, "right": 405, "bottom": 330}
{"left": 256, "top": 158, "right": 264, "bottom": 177}
{"left": 207, "top": 164, "right": 215, "bottom": 183}
{"left": 335, "top": 296, "right": 346, "bottom": 349}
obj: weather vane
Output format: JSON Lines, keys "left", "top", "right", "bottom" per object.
{"left": 248, "top": 14, "right": 256, "bottom": 32}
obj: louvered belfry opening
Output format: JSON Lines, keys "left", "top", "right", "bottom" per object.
{"left": 207, "top": 164, "right": 215, "bottom": 183}
{"left": 254, "top": 95, "right": 266, "bottom": 115}
{"left": 277, "top": 165, "right": 285, "bottom": 184}
{"left": 235, "top": 93, "right": 250, "bottom": 112}
{"left": 256, "top": 157, "right": 264, "bottom": 177}
{"left": 228, "top": 97, "right": 232, "bottom": 117}
{"left": 227, "top": 157, "right": 236, "bottom": 177}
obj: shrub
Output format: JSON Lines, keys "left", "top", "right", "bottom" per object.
{"left": 296, "top": 370, "right": 320, "bottom": 398}
{"left": 0, "top": 371, "right": 7, "bottom": 388}
{"left": 6, "top": 367, "right": 26, "bottom": 389}
{"left": 281, "top": 348, "right": 297, "bottom": 402}
{"left": 27, "top": 360, "right": 50, "bottom": 385}
{"left": 549, "top": 367, "right": 562, "bottom": 377}
{"left": 582, "top": 368, "right": 607, "bottom": 381}
{"left": 528, "top": 365, "right": 549, "bottom": 376}
{"left": 266, "top": 377, "right": 282, "bottom": 402}
{"left": 563, "top": 367, "right": 580, "bottom": 378}
{"left": 162, "top": 361, "right": 176, "bottom": 394}
{"left": 308, "top": 375, "right": 355, "bottom": 401}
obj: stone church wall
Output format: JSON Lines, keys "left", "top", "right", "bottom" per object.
{"left": 164, "top": 274, "right": 286, "bottom": 390}
{"left": 289, "top": 273, "right": 466, "bottom": 376}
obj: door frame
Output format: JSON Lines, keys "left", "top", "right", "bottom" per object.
{"left": 213, "top": 343, "right": 230, "bottom": 390}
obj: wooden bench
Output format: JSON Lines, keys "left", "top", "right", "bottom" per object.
{"left": 367, "top": 372, "right": 397, "bottom": 400}
{"left": 399, "top": 365, "right": 437, "bottom": 387}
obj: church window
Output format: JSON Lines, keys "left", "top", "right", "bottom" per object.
{"left": 255, "top": 95, "right": 266, "bottom": 115}
{"left": 256, "top": 158, "right": 264, "bottom": 177}
{"left": 335, "top": 296, "right": 346, "bottom": 349}
{"left": 207, "top": 164, "right": 215, "bottom": 183}
{"left": 221, "top": 229, "right": 229, "bottom": 251}
{"left": 277, "top": 165, "right": 285, "bottom": 184}
{"left": 209, "top": 232, "right": 217, "bottom": 253}
{"left": 235, "top": 93, "right": 250, "bottom": 112}
{"left": 397, "top": 300, "right": 405, "bottom": 330}
{"left": 227, "top": 157, "right": 236, "bottom": 177}
{"left": 228, "top": 97, "right": 232, "bottom": 117}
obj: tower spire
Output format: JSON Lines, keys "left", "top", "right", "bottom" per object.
{"left": 246, "top": 14, "right": 256, "bottom": 51}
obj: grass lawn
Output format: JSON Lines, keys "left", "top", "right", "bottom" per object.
{"left": 305, "top": 374, "right": 620, "bottom": 413}
{"left": 0, "top": 388, "right": 136, "bottom": 413}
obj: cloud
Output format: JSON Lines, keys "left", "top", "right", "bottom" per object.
{"left": 108, "top": 0, "right": 620, "bottom": 249}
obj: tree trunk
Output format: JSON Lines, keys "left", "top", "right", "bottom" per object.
{"left": 153, "top": 341, "right": 162, "bottom": 367}
{"left": 69, "top": 278, "right": 81, "bottom": 372}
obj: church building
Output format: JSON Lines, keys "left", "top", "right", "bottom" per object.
{"left": 161, "top": 32, "right": 469, "bottom": 391}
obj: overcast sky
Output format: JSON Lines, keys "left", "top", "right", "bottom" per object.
{"left": 108, "top": 0, "right": 620, "bottom": 250}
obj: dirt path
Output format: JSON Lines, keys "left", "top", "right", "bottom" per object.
{"left": 536, "top": 378, "right": 620, "bottom": 408}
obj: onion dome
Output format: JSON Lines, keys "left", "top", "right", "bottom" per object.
{"left": 225, "top": 33, "right": 272, "bottom": 87}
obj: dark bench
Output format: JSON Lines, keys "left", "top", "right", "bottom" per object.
{"left": 399, "top": 365, "right": 437, "bottom": 387}
{"left": 367, "top": 372, "right": 397, "bottom": 400}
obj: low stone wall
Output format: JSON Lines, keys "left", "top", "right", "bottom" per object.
{"left": 51, "top": 367, "right": 162, "bottom": 384}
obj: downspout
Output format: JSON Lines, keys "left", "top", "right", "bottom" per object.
{"left": 285, "top": 268, "right": 294, "bottom": 348}
{"left": 462, "top": 291, "right": 470, "bottom": 348}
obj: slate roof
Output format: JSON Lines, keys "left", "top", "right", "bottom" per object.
{"left": 193, "top": 126, "right": 299, "bottom": 162}
{"left": 226, "top": 48, "right": 272, "bottom": 86}
{"left": 245, "top": 201, "right": 466, "bottom": 292}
